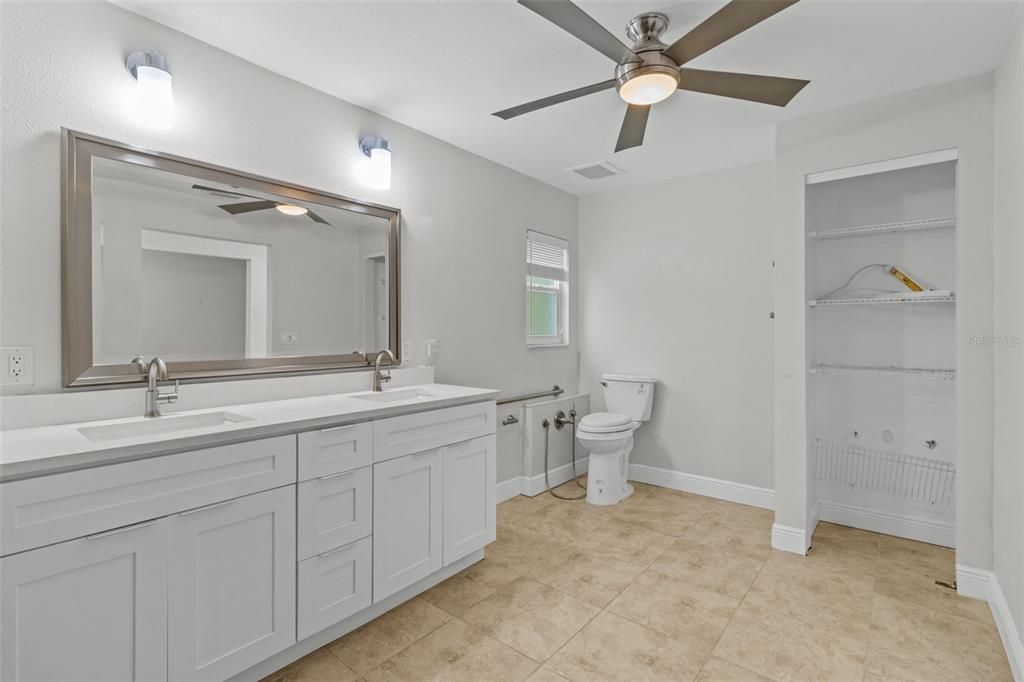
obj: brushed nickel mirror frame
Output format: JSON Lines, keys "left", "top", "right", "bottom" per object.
{"left": 61, "top": 128, "right": 401, "bottom": 388}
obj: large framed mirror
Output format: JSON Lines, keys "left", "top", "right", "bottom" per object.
{"left": 62, "top": 129, "right": 400, "bottom": 387}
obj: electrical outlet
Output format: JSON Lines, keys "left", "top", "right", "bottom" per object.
{"left": 425, "top": 339, "right": 440, "bottom": 367}
{"left": 1, "top": 346, "right": 34, "bottom": 386}
{"left": 401, "top": 340, "right": 412, "bottom": 364}
{"left": 280, "top": 331, "right": 299, "bottom": 345}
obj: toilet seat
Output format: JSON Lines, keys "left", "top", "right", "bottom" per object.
{"left": 578, "top": 412, "right": 633, "bottom": 434}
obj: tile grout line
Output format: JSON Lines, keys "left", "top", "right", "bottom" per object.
{"left": 694, "top": 551, "right": 772, "bottom": 682}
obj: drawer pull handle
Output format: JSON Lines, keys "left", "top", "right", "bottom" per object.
{"left": 317, "top": 544, "right": 355, "bottom": 560}
{"left": 86, "top": 519, "right": 160, "bottom": 540}
{"left": 179, "top": 499, "right": 236, "bottom": 516}
{"left": 319, "top": 470, "right": 354, "bottom": 481}
{"left": 321, "top": 424, "right": 358, "bottom": 434}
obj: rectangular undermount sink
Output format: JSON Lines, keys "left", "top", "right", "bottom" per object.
{"left": 78, "top": 411, "right": 253, "bottom": 443}
{"left": 349, "top": 387, "right": 452, "bottom": 404}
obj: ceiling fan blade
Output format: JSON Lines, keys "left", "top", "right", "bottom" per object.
{"left": 493, "top": 79, "right": 616, "bottom": 119}
{"left": 193, "top": 184, "right": 263, "bottom": 200}
{"left": 663, "top": 0, "right": 800, "bottom": 66}
{"left": 307, "top": 210, "right": 330, "bottom": 225}
{"left": 678, "top": 68, "right": 809, "bottom": 106}
{"left": 614, "top": 104, "right": 650, "bottom": 153}
{"left": 518, "top": 0, "right": 640, "bottom": 65}
{"left": 218, "top": 200, "right": 278, "bottom": 215}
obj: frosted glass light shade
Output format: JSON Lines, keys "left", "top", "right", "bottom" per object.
{"left": 275, "top": 204, "right": 308, "bottom": 216}
{"left": 618, "top": 72, "right": 677, "bottom": 105}
{"left": 135, "top": 65, "right": 174, "bottom": 129}
{"left": 363, "top": 147, "right": 391, "bottom": 190}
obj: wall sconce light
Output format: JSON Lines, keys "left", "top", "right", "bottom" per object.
{"left": 126, "top": 51, "right": 173, "bottom": 130}
{"left": 359, "top": 136, "right": 391, "bottom": 190}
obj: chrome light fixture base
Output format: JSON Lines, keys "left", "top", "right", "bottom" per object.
{"left": 125, "top": 50, "right": 170, "bottom": 79}
{"left": 359, "top": 136, "right": 391, "bottom": 158}
{"left": 625, "top": 12, "right": 670, "bottom": 53}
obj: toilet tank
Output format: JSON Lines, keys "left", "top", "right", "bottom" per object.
{"left": 601, "top": 374, "right": 656, "bottom": 422}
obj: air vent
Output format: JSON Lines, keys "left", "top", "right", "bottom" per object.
{"left": 568, "top": 161, "right": 624, "bottom": 180}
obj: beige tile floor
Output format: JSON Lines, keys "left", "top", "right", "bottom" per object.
{"left": 264, "top": 482, "right": 1012, "bottom": 682}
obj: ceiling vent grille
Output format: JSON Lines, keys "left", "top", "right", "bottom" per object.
{"left": 568, "top": 161, "right": 624, "bottom": 180}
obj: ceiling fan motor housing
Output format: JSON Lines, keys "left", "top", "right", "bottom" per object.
{"left": 615, "top": 13, "right": 680, "bottom": 94}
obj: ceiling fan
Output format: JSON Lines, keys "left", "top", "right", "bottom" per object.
{"left": 191, "top": 184, "right": 330, "bottom": 225}
{"left": 493, "top": 0, "right": 809, "bottom": 152}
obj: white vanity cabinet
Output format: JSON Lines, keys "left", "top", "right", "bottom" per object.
{"left": 168, "top": 486, "right": 296, "bottom": 682}
{"left": 0, "top": 392, "right": 498, "bottom": 682}
{"left": 0, "top": 518, "right": 169, "bottom": 682}
{"left": 371, "top": 402, "right": 496, "bottom": 602}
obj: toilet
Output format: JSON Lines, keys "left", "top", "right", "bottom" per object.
{"left": 576, "top": 374, "right": 656, "bottom": 506}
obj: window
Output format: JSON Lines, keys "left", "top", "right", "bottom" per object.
{"left": 526, "top": 230, "right": 569, "bottom": 347}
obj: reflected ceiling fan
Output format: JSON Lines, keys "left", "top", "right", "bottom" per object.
{"left": 191, "top": 184, "right": 330, "bottom": 225}
{"left": 493, "top": 0, "right": 809, "bottom": 152}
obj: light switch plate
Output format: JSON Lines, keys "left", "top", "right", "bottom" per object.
{"left": 1, "top": 346, "right": 34, "bottom": 385}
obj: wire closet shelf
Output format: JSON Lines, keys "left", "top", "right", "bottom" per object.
{"left": 807, "top": 216, "right": 956, "bottom": 240}
{"left": 815, "top": 439, "right": 955, "bottom": 509}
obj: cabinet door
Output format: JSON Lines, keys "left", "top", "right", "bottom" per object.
{"left": 373, "top": 449, "right": 443, "bottom": 601}
{"left": 0, "top": 519, "right": 168, "bottom": 682}
{"left": 297, "top": 466, "right": 372, "bottom": 560}
{"left": 168, "top": 487, "right": 296, "bottom": 682}
{"left": 443, "top": 435, "right": 496, "bottom": 565}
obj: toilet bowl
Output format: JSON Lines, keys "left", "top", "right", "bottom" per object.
{"left": 576, "top": 412, "right": 637, "bottom": 505}
{"left": 576, "top": 374, "right": 656, "bottom": 506}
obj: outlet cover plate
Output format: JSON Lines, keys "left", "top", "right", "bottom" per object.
{"left": 1, "top": 346, "right": 34, "bottom": 386}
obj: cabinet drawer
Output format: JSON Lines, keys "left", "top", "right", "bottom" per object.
{"left": 297, "top": 465, "right": 372, "bottom": 560}
{"left": 297, "top": 536, "right": 372, "bottom": 640}
{"left": 0, "top": 435, "right": 296, "bottom": 556}
{"left": 298, "top": 422, "right": 373, "bottom": 481}
{"left": 372, "top": 401, "right": 496, "bottom": 463}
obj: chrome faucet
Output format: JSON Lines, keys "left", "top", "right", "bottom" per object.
{"left": 133, "top": 356, "right": 179, "bottom": 417}
{"left": 372, "top": 349, "right": 396, "bottom": 392}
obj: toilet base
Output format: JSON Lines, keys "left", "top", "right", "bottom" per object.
{"left": 585, "top": 450, "right": 634, "bottom": 506}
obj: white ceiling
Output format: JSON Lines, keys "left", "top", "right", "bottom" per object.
{"left": 115, "top": 0, "right": 1019, "bottom": 195}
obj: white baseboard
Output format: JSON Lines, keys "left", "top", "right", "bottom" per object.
{"left": 951, "top": 567, "right": 1024, "bottom": 682}
{"left": 627, "top": 463, "right": 775, "bottom": 510}
{"left": 956, "top": 564, "right": 992, "bottom": 601}
{"left": 818, "top": 499, "right": 955, "bottom": 547}
{"left": 496, "top": 457, "right": 589, "bottom": 500}
{"left": 989, "top": 572, "right": 1024, "bottom": 682}
{"left": 496, "top": 477, "right": 522, "bottom": 503}
{"left": 772, "top": 523, "right": 810, "bottom": 555}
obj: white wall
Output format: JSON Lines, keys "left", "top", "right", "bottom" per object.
{"left": 578, "top": 161, "right": 775, "bottom": 489}
{"left": 0, "top": 1, "right": 578, "bottom": 401}
{"left": 773, "top": 75, "right": 996, "bottom": 567}
{"left": 992, "top": 7, "right": 1024, "bottom": 666}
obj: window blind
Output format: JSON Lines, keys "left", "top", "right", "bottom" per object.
{"left": 526, "top": 230, "right": 568, "bottom": 282}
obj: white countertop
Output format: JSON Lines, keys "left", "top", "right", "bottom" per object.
{"left": 0, "top": 383, "right": 499, "bottom": 482}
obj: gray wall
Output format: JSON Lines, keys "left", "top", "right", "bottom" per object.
{"left": 992, "top": 9, "right": 1024, "bottom": 661}
{"left": 140, "top": 250, "right": 247, "bottom": 361}
{"left": 0, "top": 0, "right": 579, "bottom": 398}
{"left": 578, "top": 161, "right": 776, "bottom": 489}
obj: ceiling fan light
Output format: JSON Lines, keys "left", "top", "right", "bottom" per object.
{"left": 618, "top": 72, "right": 678, "bottom": 105}
{"left": 275, "top": 204, "right": 308, "bottom": 216}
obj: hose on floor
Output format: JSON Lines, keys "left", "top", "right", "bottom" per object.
{"left": 542, "top": 409, "right": 586, "bottom": 500}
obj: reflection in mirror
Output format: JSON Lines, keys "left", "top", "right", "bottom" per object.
{"left": 90, "top": 158, "right": 391, "bottom": 366}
